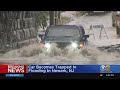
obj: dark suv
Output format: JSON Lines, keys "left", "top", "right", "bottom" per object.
{"left": 38, "top": 25, "right": 89, "bottom": 51}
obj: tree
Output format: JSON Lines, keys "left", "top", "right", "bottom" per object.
{"left": 34, "top": 11, "right": 49, "bottom": 30}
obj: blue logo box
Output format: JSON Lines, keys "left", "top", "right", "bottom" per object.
{"left": 5, "top": 74, "right": 24, "bottom": 77}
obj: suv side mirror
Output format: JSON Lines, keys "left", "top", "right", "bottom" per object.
{"left": 39, "top": 34, "right": 45, "bottom": 41}
{"left": 38, "top": 31, "right": 45, "bottom": 41}
{"left": 84, "top": 35, "right": 89, "bottom": 38}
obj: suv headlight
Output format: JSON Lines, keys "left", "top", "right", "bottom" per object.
{"left": 45, "top": 43, "right": 51, "bottom": 49}
{"left": 71, "top": 42, "right": 78, "bottom": 48}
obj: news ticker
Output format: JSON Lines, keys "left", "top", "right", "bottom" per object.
{"left": 0, "top": 64, "right": 120, "bottom": 74}
{"left": 0, "top": 64, "right": 120, "bottom": 78}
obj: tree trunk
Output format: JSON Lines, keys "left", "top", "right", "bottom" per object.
{"left": 49, "top": 11, "right": 54, "bottom": 25}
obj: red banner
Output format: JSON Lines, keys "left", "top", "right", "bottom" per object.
{"left": 0, "top": 65, "right": 8, "bottom": 73}
{"left": 0, "top": 65, "right": 27, "bottom": 73}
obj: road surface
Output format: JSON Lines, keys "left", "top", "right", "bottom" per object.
{"left": 0, "top": 11, "right": 120, "bottom": 64}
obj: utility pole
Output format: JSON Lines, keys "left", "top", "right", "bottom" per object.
{"left": 49, "top": 11, "right": 55, "bottom": 25}
{"left": 58, "top": 11, "right": 61, "bottom": 24}
{"left": 49, "top": 11, "right": 61, "bottom": 25}
{"left": 54, "top": 11, "right": 57, "bottom": 25}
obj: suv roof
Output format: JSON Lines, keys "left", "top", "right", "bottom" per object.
{"left": 48, "top": 25, "right": 83, "bottom": 28}
{"left": 45, "top": 25, "right": 85, "bottom": 37}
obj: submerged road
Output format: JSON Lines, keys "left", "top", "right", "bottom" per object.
{"left": 0, "top": 12, "right": 120, "bottom": 64}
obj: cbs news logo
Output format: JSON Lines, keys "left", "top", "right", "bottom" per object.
{"left": 100, "top": 65, "right": 111, "bottom": 72}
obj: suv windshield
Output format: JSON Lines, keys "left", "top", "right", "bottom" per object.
{"left": 46, "top": 26, "right": 80, "bottom": 37}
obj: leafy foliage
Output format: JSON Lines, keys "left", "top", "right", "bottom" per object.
{"left": 34, "top": 11, "right": 49, "bottom": 30}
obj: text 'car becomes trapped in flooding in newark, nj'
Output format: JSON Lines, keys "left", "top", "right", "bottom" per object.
{"left": 37, "top": 25, "right": 89, "bottom": 52}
